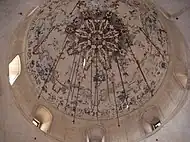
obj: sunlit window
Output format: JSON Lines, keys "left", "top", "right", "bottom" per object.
{"left": 152, "top": 120, "right": 161, "bottom": 130}
{"left": 141, "top": 106, "right": 162, "bottom": 134}
{"left": 86, "top": 133, "right": 105, "bottom": 142}
{"left": 32, "top": 118, "right": 41, "bottom": 128}
{"left": 102, "top": 136, "right": 105, "bottom": 142}
{"left": 86, "top": 136, "right": 90, "bottom": 142}
{"left": 86, "top": 137, "right": 105, "bottom": 142}
{"left": 33, "top": 106, "right": 53, "bottom": 133}
{"left": 9, "top": 55, "right": 21, "bottom": 85}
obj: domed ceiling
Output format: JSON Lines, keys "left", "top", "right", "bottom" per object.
{"left": 26, "top": 0, "right": 169, "bottom": 120}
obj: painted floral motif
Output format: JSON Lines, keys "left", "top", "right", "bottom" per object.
{"left": 26, "top": 0, "right": 169, "bottom": 120}
{"left": 65, "top": 9, "right": 128, "bottom": 71}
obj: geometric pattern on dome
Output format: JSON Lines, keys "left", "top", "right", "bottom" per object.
{"left": 26, "top": 0, "right": 169, "bottom": 121}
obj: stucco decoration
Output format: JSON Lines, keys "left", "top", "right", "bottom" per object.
{"left": 26, "top": 0, "right": 169, "bottom": 120}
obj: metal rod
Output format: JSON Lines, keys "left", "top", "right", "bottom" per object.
{"left": 33, "top": 0, "right": 69, "bottom": 54}
{"left": 64, "top": 56, "right": 77, "bottom": 107}
{"left": 33, "top": 27, "right": 55, "bottom": 54}
{"left": 58, "top": 55, "right": 76, "bottom": 108}
{"left": 72, "top": 81, "right": 81, "bottom": 124}
{"left": 69, "top": 55, "right": 77, "bottom": 81}
{"left": 115, "top": 56, "right": 127, "bottom": 100}
{"left": 95, "top": 50, "right": 99, "bottom": 120}
{"left": 128, "top": 43, "right": 153, "bottom": 96}
{"left": 104, "top": 48, "right": 110, "bottom": 102}
{"left": 70, "top": 0, "right": 81, "bottom": 15}
{"left": 139, "top": 27, "right": 164, "bottom": 59}
{"left": 112, "top": 81, "right": 120, "bottom": 127}
{"left": 38, "top": 34, "right": 68, "bottom": 99}
{"left": 105, "top": 69, "right": 111, "bottom": 102}
{"left": 70, "top": 54, "right": 82, "bottom": 100}
{"left": 90, "top": 60, "right": 93, "bottom": 109}
{"left": 64, "top": 54, "right": 81, "bottom": 110}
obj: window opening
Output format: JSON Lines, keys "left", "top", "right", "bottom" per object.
{"left": 32, "top": 118, "right": 41, "bottom": 128}
{"left": 9, "top": 55, "right": 21, "bottom": 85}
{"left": 152, "top": 120, "right": 161, "bottom": 130}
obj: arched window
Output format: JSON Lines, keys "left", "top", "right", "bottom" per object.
{"left": 8, "top": 55, "right": 21, "bottom": 85}
{"left": 86, "top": 126, "right": 105, "bottom": 142}
{"left": 102, "top": 136, "right": 105, "bottom": 142}
{"left": 87, "top": 137, "right": 104, "bottom": 142}
{"left": 86, "top": 136, "right": 90, "bottom": 142}
{"left": 141, "top": 106, "right": 162, "bottom": 134}
{"left": 151, "top": 117, "right": 161, "bottom": 130}
{"left": 32, "top": 106, "right": 53, "bottom": 133}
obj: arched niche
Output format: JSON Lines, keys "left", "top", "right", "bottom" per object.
{"left": 86, "top": 125, "right": 106, "bottom": 142}
{"left": 175, "top": 73, "right": 187, "bottom": 88}
{"left": 32, "top": 105, "right": 53, "bottom": 133}
{"left": 173, "top": 57, "right": 187, "bottom": 89}
{"left": 141, "top": 106, "right": 162, "bottom": 134}
{"left": 8, "top": 55, "right": 21, "bottom": 85}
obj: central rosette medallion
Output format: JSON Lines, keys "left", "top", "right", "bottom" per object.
{"left": 65, "top": 10, "right": 125, "bottom": 70}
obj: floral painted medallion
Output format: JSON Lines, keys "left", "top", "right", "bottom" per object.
{"left": 26, "top": 0, "right": 169, "bottom": 120}
{"left": 65, "top": 9, "right": 129, "bottom": 71}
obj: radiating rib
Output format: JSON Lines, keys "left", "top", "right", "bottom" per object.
{"left": 99, "top": 19, "right": 109, "bottom": 31}
{"left": 38, "top": 35, "right": 68, "bottom": 99}
{"left": 112, "top": 81, "right": 120, "bottom": 127}
{"left": 139, "top": 27, "right": 165, "bottom": 59}
{"left": 86, "top": 19, "right": 96, "bottom": 32}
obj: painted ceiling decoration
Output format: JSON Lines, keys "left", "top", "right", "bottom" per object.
{"left": 26, "top": 0, "right": 169, "bottom": 125}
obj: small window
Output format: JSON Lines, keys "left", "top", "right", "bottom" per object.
{"left": 32, "top": 118, "right": 41, "bottom": 128}
{"left": 86, "top": 126, "right": 105, "bottom": 142}
{"left": 152, "top": 120, "right": 161, "bottom": 130}
{"left": 102, "top": 136, "right": 105, "bottom": 142}
{"left": 86, "top": 137, "right": 104, "bottom": 142}
{"left": 9, "top": 55, "right": 21, "bottom": 85}
{"left": 86, "top": 136, "right": 90, "bottom": 142}
{"left": 141, "top": 106, "right": 162, "bottom": 134}
{"left": 33, "top": 106, "right": 53, "bottom": 133}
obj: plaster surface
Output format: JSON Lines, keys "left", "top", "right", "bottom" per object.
{"left": 0, "top": 0, "right": 190, "bottom": 142}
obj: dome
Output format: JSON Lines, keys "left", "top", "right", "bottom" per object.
{"left": 5, "top": 0, "right": 189, "bottom": 141}
{"left": 25, "top": 0, "right": 169, "bottom": 121}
